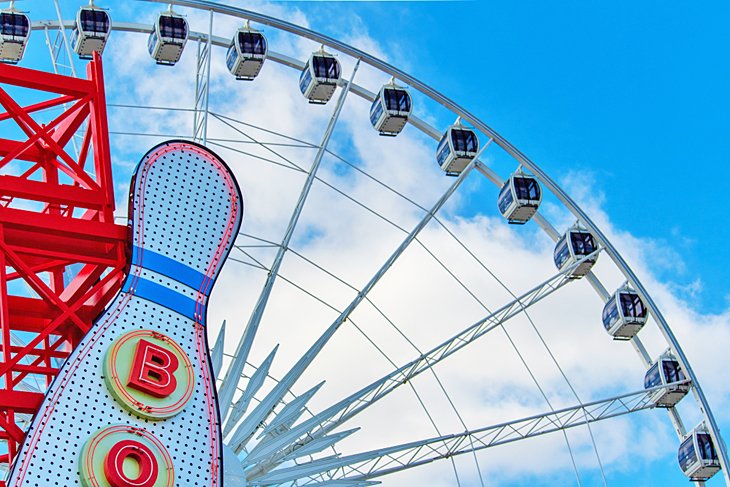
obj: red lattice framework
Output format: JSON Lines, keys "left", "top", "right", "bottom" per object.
{"left": 0, "top": 54, "right": 126, "bottom": 479}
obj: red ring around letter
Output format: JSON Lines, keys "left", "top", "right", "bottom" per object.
{"left": 104, "top": 439, "right": 159, "bottom": 487}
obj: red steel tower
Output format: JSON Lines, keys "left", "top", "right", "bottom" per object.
{"left": 0, "top": 53, "right": 126, "bottom": 478}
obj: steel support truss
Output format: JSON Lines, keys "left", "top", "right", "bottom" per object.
{"left": 241, "top": 250, "right": 599, "bottom": 479}
{"left": 251, "top": 382, "right": 686, "bottom": 485}
{"left": 0, "top": 54, "right": 126, "bottom": 477}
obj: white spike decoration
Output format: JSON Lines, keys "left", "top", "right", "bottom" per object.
{"left": 246, "top": 427, "right": 359, "bottom": 466}
{"left": 304, "top": 481, "right": 380, "bottom": 487}
{"left": 211, "top": 319, "right": 227, "bottom": 378}
{"left": 279, "top": 429, "right": 360, "bottom": 462}
{"left": 223, "top": 345, "right": 279, "bottom": 435}
{"left": 258, "top": 381, "right": 325, "bottom": 440}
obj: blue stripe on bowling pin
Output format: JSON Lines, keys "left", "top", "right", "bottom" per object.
{"left": 123, "top": 246, "right": 210, "bottom": 321}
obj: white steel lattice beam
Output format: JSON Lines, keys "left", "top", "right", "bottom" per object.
{"left": 193, "top": 10, "right": 213, "bottom": 143}
{"left": 243, "top": 250, "right": 601, "bottom": 478}
{"left": 250, "top": 382, "right": 686, "bottom": 485}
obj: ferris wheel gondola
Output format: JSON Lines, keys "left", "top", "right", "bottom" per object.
{"left": 370, "top": 80, "right": 412, "bottom": 136}
{"left": 148, "top": 7, "right": 188, "bottom": 66}
{"left": 644, "top": 352, "right": 690, "bottom": 408}
{"left": 436, "top": 119, "right": 479, "bottom": 176}
{"left": 602, "top": 284, "right": 648, "bottom": 340}
{"left": 299, "top": 47, "right": 341, "bottom": 104}
{"left": 497, "top": 172, "right": 542, "bottom": 224}
{"left": 0, "top": 1, "right": 29, "bottom": 64}
{"left": 71, "top": 1, "right": 111, "bottom": 60}
{"left": 226, "top": 23, "right": 267, "bottom": 80}
{"left": 679, "top": 425, "right": 721, "bottom": 481}
{"left": 553, "top": 226, "right": 598, "bottom": 278}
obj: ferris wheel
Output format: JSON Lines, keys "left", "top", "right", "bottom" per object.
{"left": 0, "top": 1, "right": 726, "bottom": 486}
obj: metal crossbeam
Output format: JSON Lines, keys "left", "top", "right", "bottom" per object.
{"left": 251, "top": 382, "right": 685, "bottom": 485}
{"left": 193, "top": 10, "right": 213, "bottom": 143}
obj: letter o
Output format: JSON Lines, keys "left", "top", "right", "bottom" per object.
{"left": 79, "top": 425, "right": 174, "bottom": 487}
{"left": 104, "top": 439, "right": 159, "bottom": 487}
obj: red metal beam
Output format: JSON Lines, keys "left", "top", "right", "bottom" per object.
{"left": 0, "top": 206, "right": 126, "bottom": 240}
{"left": 0, "top": 391, "right": 43, "bottom": 414}
{"left": 0, "top": 62, "right": 94, "bottom": 97}
{"left": 0, "top": 54, "right": 127, "bottom": 472}
{"left": 0, "top": 175, "right": 104, "bottom": 208}
{"left": 0, "top": 93, "right": 77, "bottom": 123}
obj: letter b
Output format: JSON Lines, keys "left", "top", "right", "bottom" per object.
{"left": 127, "top": 339, "right": 179, "bottom": 398}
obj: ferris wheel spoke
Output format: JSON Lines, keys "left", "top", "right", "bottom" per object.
{"left": 226, "top": 137, "right": 488, "bottom": 455}
{"left": 241, "top": 250, "right": 597, "bottom": 477}
{"left": 209, "top": 112, "right": 310, "bottom": 172}
{"left": 249, "top": 383, "right": 683, "bottom": 486}
{"left": 259, "top": 382, "right": 325, "bottom": 440}
{"left": 218, "top": 60, "right": 361, "bottom": 425}
{"left": 229, "top": 241, "right": 465, "bottom": 479}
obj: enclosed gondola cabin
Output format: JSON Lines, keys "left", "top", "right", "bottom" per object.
{"left": 226, "top": 25, "right": 267, "bottom": 80}
{"left": 299, "top": 49, "right": 341, "bottom": 104}
{"left": 71, "top": 3, "right": 111, "bottom": 60}
{"left": 436, "top": 122, "right": 479, "bottom": 176}
{"left": 0, "top": 3, "right": 29, "bottom": 65}
{"left": 644, "top": 353, "right": 689, "bottom": 408}
{"left": 678, "top": 427, "right": 721, "bottom": 481}
{"left": 498, "top": 173, "right": 542, "bottom": 224}
{"left": 602, "top": 286, "right": 648, "bottom": 340}
{"left": 553, "top": 228, "right": 598, "bottom": 278}
{"left": 370, "top": 82, "right": 412, "bottom": 136}
{"left": 148, "top": 9, "right": 188, "bottom": 66}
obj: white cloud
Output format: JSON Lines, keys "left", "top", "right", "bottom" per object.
{"left": 68, "top": 2, "right": 730, "bottom": 486}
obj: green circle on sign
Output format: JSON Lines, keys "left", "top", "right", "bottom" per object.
{"left": 103, "top": 330, "right": 194, "bottom": 420}
{"left": 78, "top": 424, "right": 174, "bottom": 487}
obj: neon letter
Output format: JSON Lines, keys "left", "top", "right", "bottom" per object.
{"left": 127, "top": 339, "right": 179, "bottom": 398}
{"left": 104, "top": 439, "right": 159, "bottom": 487}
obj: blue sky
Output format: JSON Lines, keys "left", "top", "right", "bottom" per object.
{"left": 7, "top": 1, "right": 729, "bottom": 486}
{"left": 289, "top": 0, "right": 730, "bottom": 314}
{"left": 20, "top": 1, "right": 728, "bottom": 309}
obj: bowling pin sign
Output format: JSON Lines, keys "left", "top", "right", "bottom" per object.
{"left": 8, "top": 140, "right": 243, "bottom": 487}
